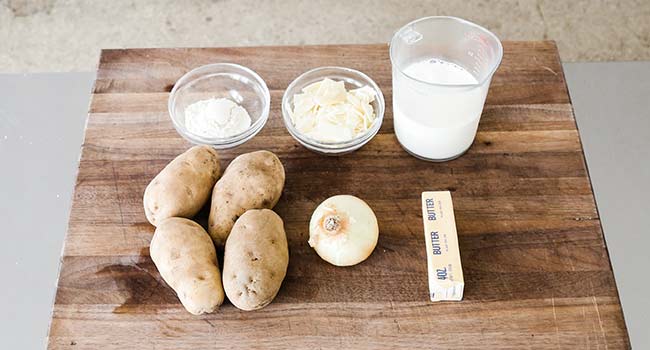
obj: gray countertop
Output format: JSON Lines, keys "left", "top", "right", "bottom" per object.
{"left": 0, "top": 64, "right": 647, "bottom": 349}
{"left": 563, "top": 62, "right": 650, "bottom": 349}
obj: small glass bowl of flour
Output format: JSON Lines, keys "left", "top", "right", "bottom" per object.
{"left": 168, "top": 63, "right": 270, "bottom": 149}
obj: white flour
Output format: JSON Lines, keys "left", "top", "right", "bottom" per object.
{"left": 184, "top": 98, "right": 252, "bottom": 138}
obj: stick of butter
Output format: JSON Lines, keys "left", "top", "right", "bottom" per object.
{"left": 421, "top": 191, "right": 464, "bottom": 302}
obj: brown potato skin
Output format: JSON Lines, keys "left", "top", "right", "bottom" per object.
{"left": 222, "top": 209, "right": 288, "bottom": 311}
{"left": 150, "top": 217, "right": 225, "bottom": 315}
{"left": 208, "top": 150, "right": 285, "bottom": 245}
{"left": 143, "top": 145, "right": 220, "bottom": 226}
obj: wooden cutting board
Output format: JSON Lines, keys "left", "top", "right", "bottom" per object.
{"left": 47, "top": 42, "right": 630, "bottom": 349}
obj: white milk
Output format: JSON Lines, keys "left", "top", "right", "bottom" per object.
{"left": 393, "top": 58, "right": 489, "bottom": 160}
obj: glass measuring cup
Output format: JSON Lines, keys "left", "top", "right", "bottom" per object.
{"left": 390, "top": 16, "right": 503, "bottom": 161}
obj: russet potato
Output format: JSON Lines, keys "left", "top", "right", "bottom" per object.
{"left": 222, "top": 209, "right": 289, "bottom": 311}
{"left": 208, "top": 150, "right": 285, "bottom": 245}
{"left": 143, "top": 145, "right": 220, "bottom": 226}
{"left": 150, "top": 217, "right": 225, "bottom": 315}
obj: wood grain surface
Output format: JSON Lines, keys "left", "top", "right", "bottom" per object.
{"left": 47, "top": 42, "right": 630, "bottom": 349}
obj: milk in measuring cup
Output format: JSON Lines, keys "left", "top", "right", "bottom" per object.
{"left": 393, "top": 58, "right": 489, "bottom": 161}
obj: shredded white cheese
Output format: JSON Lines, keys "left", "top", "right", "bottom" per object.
{"left": 289, "top": 78, "right": 376, "bottom": 142}
{"left": 184, "top": 98, "right": 252, "bottom": 138}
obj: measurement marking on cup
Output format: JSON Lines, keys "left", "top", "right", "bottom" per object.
{"left": 400, "top": 28, "right": 422, "bottom": 44}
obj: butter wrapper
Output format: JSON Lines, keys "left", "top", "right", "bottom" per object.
{"left": 421, "top": 191, "right": 464, "bottom": 302}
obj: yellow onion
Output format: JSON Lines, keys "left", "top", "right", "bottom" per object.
{"left": 308, "top": 195, "right": 379, "bottom": 266}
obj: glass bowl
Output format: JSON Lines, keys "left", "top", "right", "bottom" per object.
{"left": 168, "top": 63, "right": 270, "bottom": 149}
{"left": 281, "top": 66, "right": 385, "bottom": 155}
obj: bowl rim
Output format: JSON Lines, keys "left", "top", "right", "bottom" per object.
{"left": 281, "top": 66, "right": 385, "bottom": 150}
{"left": 168, "top": 62, "right": 271, "bottom": 147}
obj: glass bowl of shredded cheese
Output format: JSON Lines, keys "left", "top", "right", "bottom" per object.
{"left": 168, "top": 63, "right": 270, "bottom": 149}
{"left": 282, "top": 66, "right": 385, "bottom": 155}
